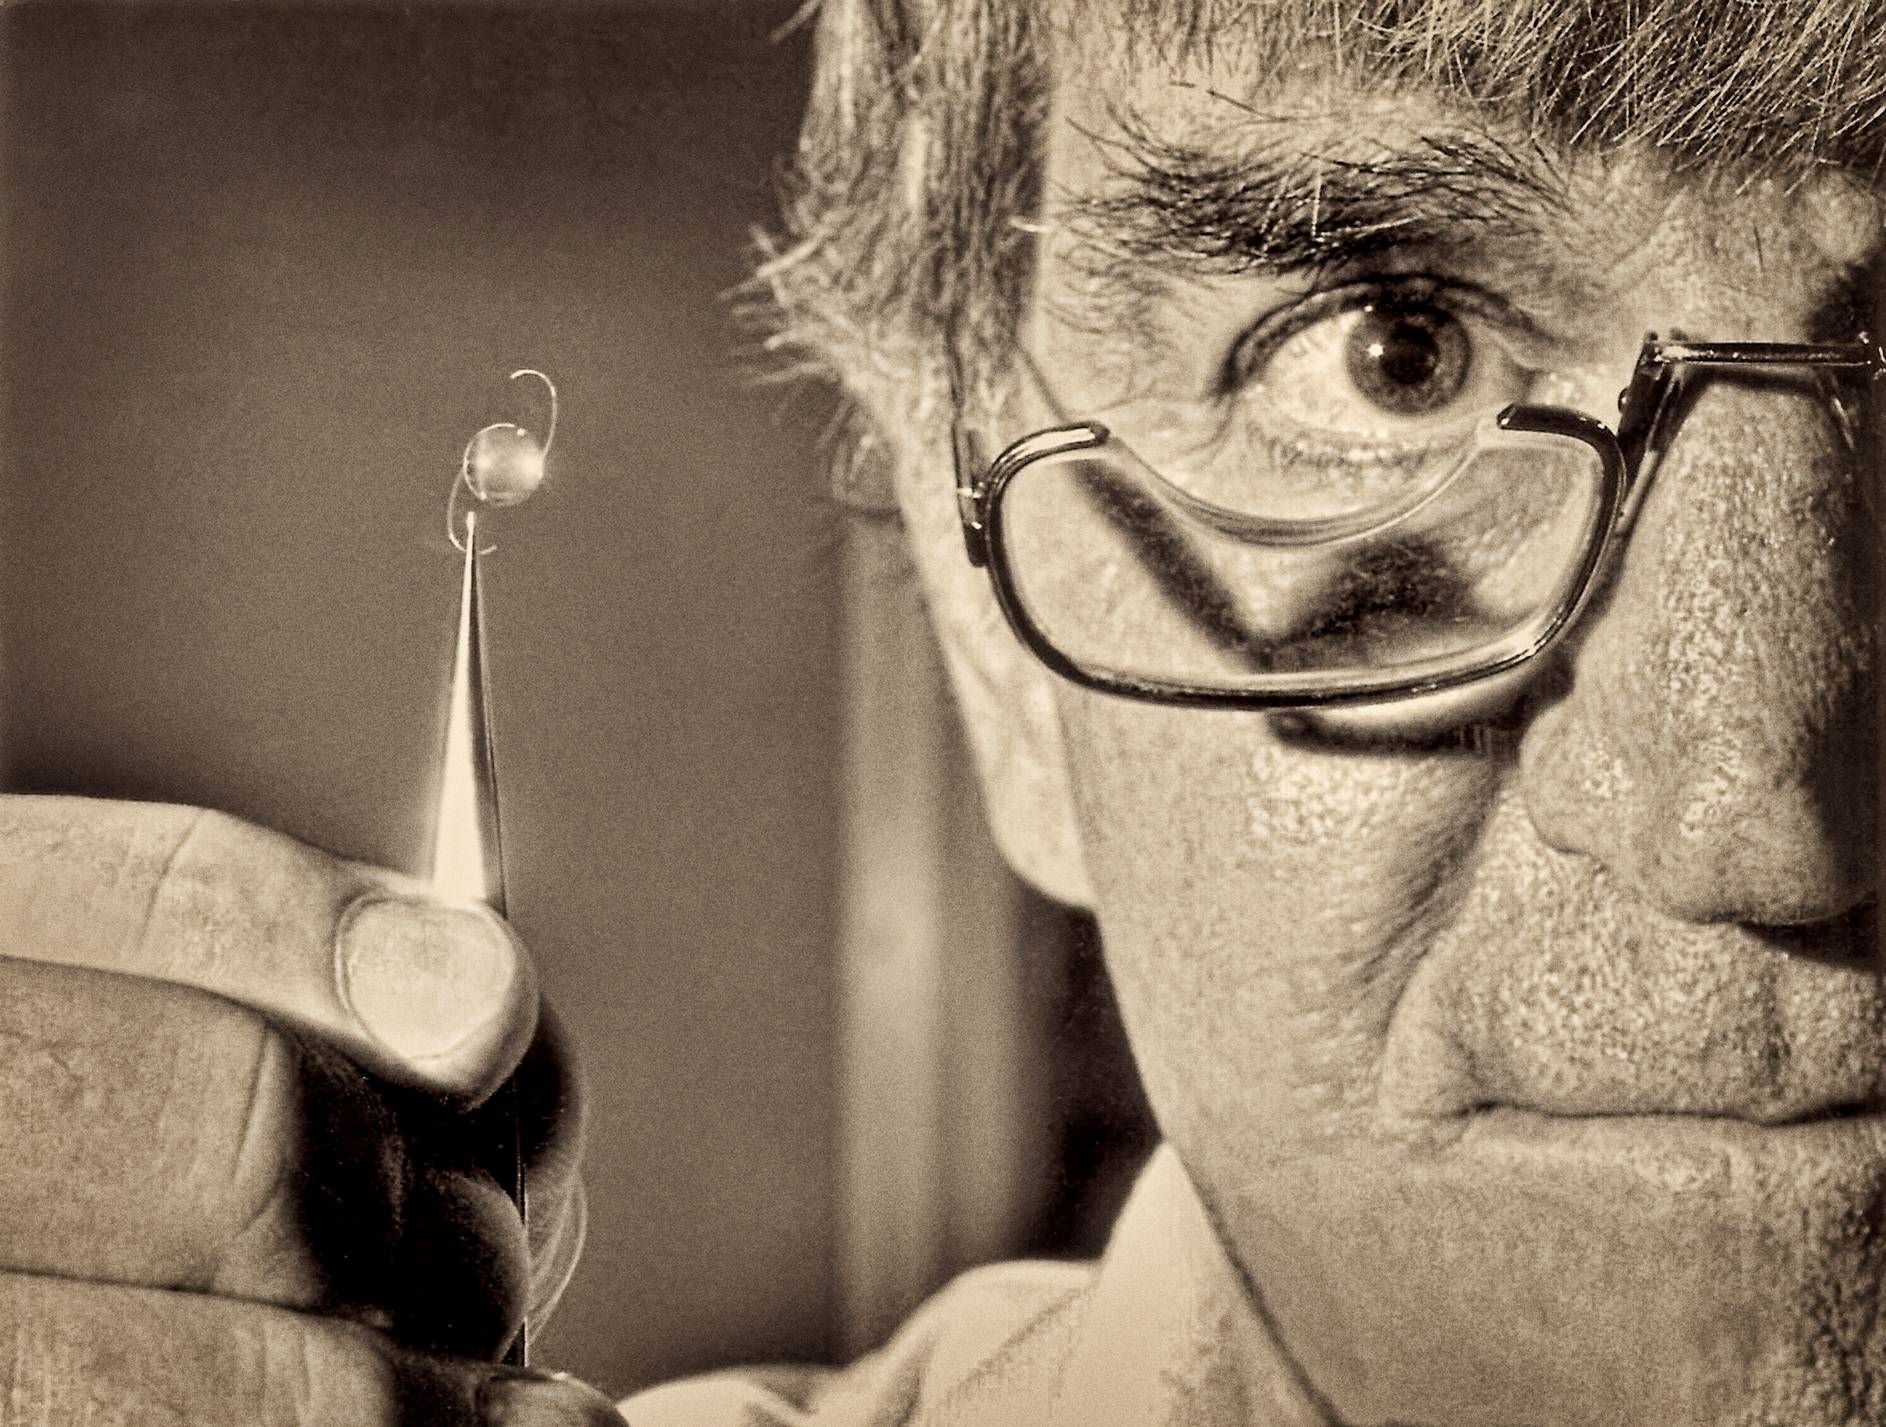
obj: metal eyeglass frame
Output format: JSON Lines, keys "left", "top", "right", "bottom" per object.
{"left": 950, "top": 334, "right": 1886, "bottom": 710}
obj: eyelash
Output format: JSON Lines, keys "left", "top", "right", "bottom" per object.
{"left": 1130, "top": 272, "right": 1552, "bottom": 507}
{"left": 1218, "top": 273, "right": 1539, "bottom": 399}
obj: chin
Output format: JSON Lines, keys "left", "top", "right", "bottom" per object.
{"left": 1211, "top": 1109, "right": 1886, "bottom": 1427}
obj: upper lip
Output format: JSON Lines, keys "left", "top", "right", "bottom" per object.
{"left": 1382, "top": 901, "right": 1883, "bottom": 1131}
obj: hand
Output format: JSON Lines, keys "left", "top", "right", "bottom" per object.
{"left": 0, "top": 794, "right": 619, "bottom": 1424}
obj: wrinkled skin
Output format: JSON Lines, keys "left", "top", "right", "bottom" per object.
{"left": 897, "top": 35, "right": 1886, "bottom": 1427}
{"left": 0, "top": 797, "right": 618, "bottom": 1425}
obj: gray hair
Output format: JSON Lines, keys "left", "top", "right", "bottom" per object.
{"left": 757, "top": 0, "right": 1886, "bottom": 505}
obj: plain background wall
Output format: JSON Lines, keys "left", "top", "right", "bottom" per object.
{"left": 0, "top": 1, "right": 840, "bottom": 1396}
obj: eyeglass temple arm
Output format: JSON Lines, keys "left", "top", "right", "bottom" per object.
{"left": 950, "top": 338, "right": 1107, "bottom": 567}
{"left": 1612, "top": 336, "right": 1883, "bottom": 522}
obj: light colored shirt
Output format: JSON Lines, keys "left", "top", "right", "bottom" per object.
{"left": 620, "top": 1147, "right": 1331, "bottom": 1426}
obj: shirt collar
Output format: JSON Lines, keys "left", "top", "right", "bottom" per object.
{"left": 1049, "top": 1145, "right": 1333, "bottom": 1427}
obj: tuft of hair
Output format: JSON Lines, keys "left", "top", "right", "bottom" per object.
{"left": 755, "top": 0, "right": 1886, "bottom": 507}
{"left": 1110, "top": 0, "right": 1886, "bottom": 172}
{"left": 753, "top": 0, "right": 1054, "bottom": 511}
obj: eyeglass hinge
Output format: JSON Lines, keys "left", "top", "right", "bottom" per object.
{"left": 952, "top": 415, "right": 993, "bottom": 567}
{"left": 956, "top": 483, "right": 990, "bottom": 568}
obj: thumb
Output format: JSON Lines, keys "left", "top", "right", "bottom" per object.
{"left": 0, "top": 794, "right": 536, "bottom": 1099}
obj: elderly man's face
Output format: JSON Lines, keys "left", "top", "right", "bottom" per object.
{"left": 891, "top": 18, "right": 1883, "bottom": 1427}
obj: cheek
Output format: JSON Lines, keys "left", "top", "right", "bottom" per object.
{"left": 1060, "top": 694, "right": 1505, "bottom": 1149}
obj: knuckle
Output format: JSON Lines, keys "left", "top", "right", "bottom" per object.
{"left": 137, "top": 804, "right": 233, "bottom": 980}
{"left": 144, "top": 996, "right": 298, "bottom": 1248}
{"left": 140, "top": 805, "right": 358, "bottom": 990}
{"left": 225, "top": 1021, "right": 302, "bottom": 1203}
{"left": 0, "top": 1273, "right": 411, "bottom": 1427}
{"left": 253, "top": 1310, "right": 345, "bottom": 1426}
{"left": 212, "top": 1026, "right": 329, "bottom": 1306}
{"left": 0, "top": 970, "right": 316, "bottom": 1295}
{"left": 221, "top": 1296, "right": 406, "bottom": 1427}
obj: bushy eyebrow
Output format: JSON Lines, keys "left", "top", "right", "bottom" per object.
{"left": 1058, "top": 117, "right": 1577, "bottom": 281}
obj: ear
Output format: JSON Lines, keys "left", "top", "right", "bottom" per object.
{"left": 888, "top": 421, "right": 1094, "bottom": 908}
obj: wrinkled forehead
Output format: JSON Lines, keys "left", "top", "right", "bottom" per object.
{"left": 1046, "top": 0, "right": 1886, "bottom": 180}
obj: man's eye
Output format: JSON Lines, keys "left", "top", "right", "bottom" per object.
{"left": 1238, "top": 289, "right": 1533, "bottom": 443}
{"left": 1344, "top": 302, "right": 1470, "bottom": 414}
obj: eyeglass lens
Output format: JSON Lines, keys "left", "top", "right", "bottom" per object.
{"left": 995, "top": 421, "right": 1611, "bottom": 698}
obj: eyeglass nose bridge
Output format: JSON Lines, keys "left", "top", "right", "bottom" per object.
{"left": 1611, "top": 333, "right": 1885, "bottom": 532}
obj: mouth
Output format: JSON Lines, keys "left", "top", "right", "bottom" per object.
{"left": 1398, "top": 1029, "right": 1886, "bottom": 1147}
{"left": 1446, "top": 1101, "right": 1886, "bottom": 1201}
{"left": 1381, "top": 870, "right": 1884, "bottom": 1135}
{"left": 1463, "top": 1099, "right": 1886, "bottom": 1143}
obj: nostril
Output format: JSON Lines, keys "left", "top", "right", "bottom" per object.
{"left": 1626, "top": 778, "right": 1871, "bottom": 926}
{"left": 1519, "top": 708, "right": 1875, "bottom": 927}
{"left": 1748, "top": 900, "right": 1879, "bottom": 965}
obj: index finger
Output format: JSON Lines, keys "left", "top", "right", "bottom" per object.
{"left": 0, "top": 794, "right": 536, "bottom": 1099}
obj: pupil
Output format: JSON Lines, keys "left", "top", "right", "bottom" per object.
{"left": 1344, "top": 303, "right": 1471, "bottom": 416}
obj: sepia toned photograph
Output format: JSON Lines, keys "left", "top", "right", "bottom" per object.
{"left": 1, "top": 2, "right": 1882, "bottom": 1423}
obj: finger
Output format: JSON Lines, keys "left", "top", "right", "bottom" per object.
{"left": 294, "top": 1029, "right": 534, "bottom": 1360}
{"left": 0, "top": 794, "right": 535, "bottom": 1098}
{"left": 392, "top": 1001, "right": 588, "bottom": 1307}
{"left": 379, "top": 1161, "right": 533, "bottom": 1359}
{"left": 0, "top": 958, "right": 326, "bottom": 1302}
{"left": 451, "top": 1005, "right": 586, "bottom": 1330}
{"left": 0, "top": 960, "right": 531, "bottom": 1357}
{"left": 500, "top": 1004, "right": 586, "bottom": 1198}
{"left": 0, "top": 1270, "right": 623, "bottom": 1427}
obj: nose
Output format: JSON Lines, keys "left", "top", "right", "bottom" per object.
{"left": 1518, "top": 375, "right": 1878, "bottom": 926}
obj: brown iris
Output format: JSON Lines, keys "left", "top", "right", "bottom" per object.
{"left": 1344, "top": 301, "right": 1472, "bottom": 416}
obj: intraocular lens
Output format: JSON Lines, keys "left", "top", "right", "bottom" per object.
{"left": 446, "top": 368, "right": 559, "bottom": 551}
{"left": 465, "top": 424, "right": 548, "bottom": 506}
